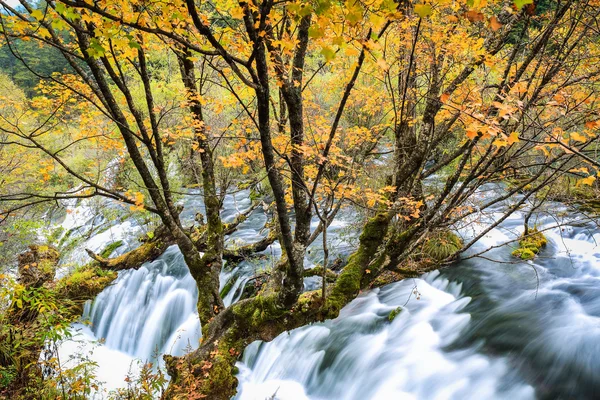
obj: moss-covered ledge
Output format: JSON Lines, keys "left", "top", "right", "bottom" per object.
{"left": 54, "top": 266, "right": 118, "bottom": 315}
{"left": 164, "top": 290, "right": 325, "bottom": 400}
{"left": 86, "top": 239, "right": 167, "bottom": 271}
{"left": 325, "top": 212, "right": 391, "bottom": 318}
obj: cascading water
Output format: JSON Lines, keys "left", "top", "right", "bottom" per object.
{"left": 55, "top": 189, "right": 358, "bottom": 394}
{"left": 235, "top": 271, "right": 534, "bottom": 400}
{"left": 234, "top": 200, "right": 600, "bottom": 399}
{"left": 55, "top": 184, "right": 600, "bottom": 399}
{"left": 84, "top": 245, "right": 199, "bottom": 358}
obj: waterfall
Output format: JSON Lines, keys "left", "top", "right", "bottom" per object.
{"left": 55, "top": 190, "right": 356, "bottom": 394}
{"left": 83, "top": 245, "right": 200, "bottom": 358}
{"left": 55, "top": 185, "right": 600, "bottom": 398}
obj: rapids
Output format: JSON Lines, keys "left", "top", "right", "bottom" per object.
{"left": 54, "top": 188, "right": 600, "bottom": 399}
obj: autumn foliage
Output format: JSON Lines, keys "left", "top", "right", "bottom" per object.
{"left": 2, "top": 0, "right": 600, "bottom": 398}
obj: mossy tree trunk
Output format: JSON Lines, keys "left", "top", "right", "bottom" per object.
{"left": 163, "top": 212, "right": 398, "bottom": 399}
{"left": 177, "top": 46, "right": 226, "bottom": 326}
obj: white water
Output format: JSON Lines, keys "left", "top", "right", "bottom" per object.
{"left": 235, "top": 272, "right": 534, "bottom": 400}
{"left": 233, "top": 197, "right": 600, "bottom": 399}
{"left": 52, "top": 185, "right": 600, "bottom": 399}
{"left": 53, "top": 189, "right": 357, "bottom": 394}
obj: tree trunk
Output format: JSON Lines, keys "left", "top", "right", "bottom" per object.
{"left": 253, "top": 37, "right": 305, "bottom": 306}
{"left": 177, "top": 48, "right": 225, "bottom": 327}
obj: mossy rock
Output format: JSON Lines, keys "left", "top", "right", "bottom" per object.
{"left": 370, "top": 270, "right": 404, "bottom": 288}
{"left": 519, "top": 229, "right": 547, "bottom": 250}
{"left": 17, "top": 245, "right": 60, "bottom": 288}
{"left": 512, "top": 228, "right": 547, "bottom": 261}
{"left": 512, "top": 247, "right": 536, "bottom": 260}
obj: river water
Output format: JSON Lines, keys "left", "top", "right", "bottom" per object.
{"left": 54, "top": 189, "right": 600, "bottom": 399}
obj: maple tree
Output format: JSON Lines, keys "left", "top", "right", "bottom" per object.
{"left": 2, "top": 0, "right": 600, "bottom": 398}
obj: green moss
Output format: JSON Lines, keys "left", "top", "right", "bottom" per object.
{"left": 511, "top": 228, "right": 547, "bottom": 261}
{"left": 249, "top": 188, "right": 261, "bottom": 202}
{"left": 220, "top": 279, "right": 235, "bottom": 298}
{"left": 388, "top": 307, "right": 402, "bottom": 321}
{"left": 201, "top": 334, "right": 242, "bottom": 397}
{"left": 422, "top": 230, "right": 463, "bottom": 262}
{"left": 520, "top": 229, "right": 547, "bottom": 250}
{"left": 56, "top": 266, "right": 117, "bottom": 301}
{"left": 232, "top": 294, "right": 284, "bottom": 330}
{"left": 165, "top": 330, "right": 243, "bottom": 400}
{"left": 303, "top": 266, "right": 337, "bottom": 281}
{"left": 99, "top": 240, "right": 124, "bottom": 258}
{"left": 104, "top": 240, "right": 166, "bottom": 270}
{"left": 326, "top": 213, "right": 390, "bottom": 316}
{"left": 512, "top": 248, "right": 536, "bottom": 260}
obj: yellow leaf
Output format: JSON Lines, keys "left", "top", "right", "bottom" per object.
{"left": 569, "top": 167, "right": 589, "bottom": 174}
{"left": 570, "top": 131, "right": 587, "bottom": 143}
{"left": 321, "top": 46, "right": 336, "bottom": 62}
{"left": 230, "top": 6, "right": 244, "bottom": 19}
{"left": 345, "top": 46, "right": 360, "bottom": 57}
{"left": 580, "top": 175, "right": 596, "bottom": 186}
{"left": 31, "top": 9, "right": 44, "bottom": 21}
{"left": 493, "top": 138, "right": 508, "bottom": 148}
{"left": 414, "top": 4, "right": 432, "bottom": 18}
{"left": 507, "top": 131, "right": 520, "bottom": 145}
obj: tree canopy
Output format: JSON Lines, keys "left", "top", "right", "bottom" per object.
{"left": 2, "top": 0, "right": 600, "bottom": 398}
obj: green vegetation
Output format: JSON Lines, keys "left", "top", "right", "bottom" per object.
{"left": 56, "top": 266, "right": 117, "bottom": 301}
{"left": 388, "top": 307, "right": 403, "bottom": 322}
{"left": 422, "top": 231, "right": 463, "bottom": 262}
{"left": 0, "top": 38, "right": 71, "bottom": 95}
{"left": 512, "top": 228, "right": 548, "bottom": 261}
{"left": 100, "top": 240, "right": 124, "bottom": 258}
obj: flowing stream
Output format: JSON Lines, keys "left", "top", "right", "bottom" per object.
{"left": 54, "top": 188, "right": 600, "bottom": 399}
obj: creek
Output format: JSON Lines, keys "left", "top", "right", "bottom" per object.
{"left": 55, "top": 188, "right": 600, "bottom": 399}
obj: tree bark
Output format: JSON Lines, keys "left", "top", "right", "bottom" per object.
{"left": 177, "top": 46, "right": 226, "bottom": 327}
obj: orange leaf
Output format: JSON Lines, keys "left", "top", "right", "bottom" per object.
{"left": 580, "top": 175, "right": 596, "bottom": 186}
{"left": 466, "top": 129, "right": 478, "bottom": 140}
{"left": 489, "top": 16, "right": 502, "bottom": 31}
{"left": 465, "top": 10, "right": 484, "bottom": 22}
